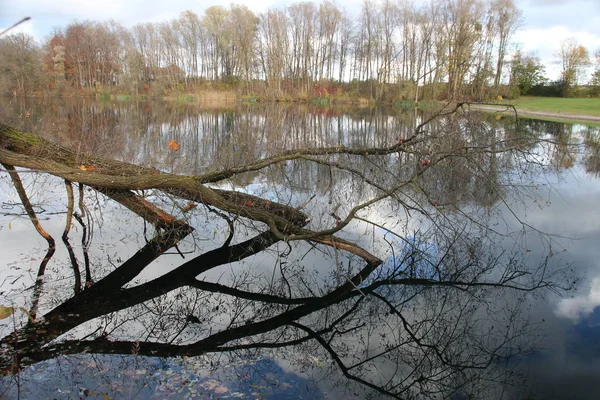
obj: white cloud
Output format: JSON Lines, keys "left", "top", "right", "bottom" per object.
{"left": 514, "top": 25, "right": 600, "bottom": 80}
{"left": 7, "top": 0, "right": 126, "bottom": 20}
{"left": 556, "top": 277, "right": 600, "bottom": 321}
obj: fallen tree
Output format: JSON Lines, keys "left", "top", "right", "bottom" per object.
{"left": 0, "top": 106, "right": 573, "bottom": 399}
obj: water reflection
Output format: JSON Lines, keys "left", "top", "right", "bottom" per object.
{"left": 0, "top": 98, "right": 599, "bottom": 399}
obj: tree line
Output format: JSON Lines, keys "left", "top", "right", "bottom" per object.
{"left": 0, "top": 0, "right": 597, "bottom": 100}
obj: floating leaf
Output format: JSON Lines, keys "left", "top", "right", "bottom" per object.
{"left": 168, "top": 139, "right": 180, "bottom": 151}
{"left": 182, "top": 202, "right": 196, "bottom": 212}
{"left": 0, "top": 305, "right": 15, "bottom": 320}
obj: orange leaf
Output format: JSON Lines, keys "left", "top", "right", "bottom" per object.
{"left": 79, "top": 165, "right": 87, "bottom": 171}
{"left": 168, "top": 139, "right": 180, "bottom": 151}
{"left": 182, "top": 202, "right": 196, "bottom": 212}
{"left": 86, "top": 165, "right": 95, "bottom": 172}
{"left": 243, "top": 199, "right": 254, "bottom": 207}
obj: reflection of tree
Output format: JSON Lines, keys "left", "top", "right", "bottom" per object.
{"left": 520, "top": 118, "right": 600, "bottom": 178}
{"left": 0, "top": 105, "right": 573, "bottom": 398}
{"left": 583, "top": 128, "right": 600, "bottom": 178}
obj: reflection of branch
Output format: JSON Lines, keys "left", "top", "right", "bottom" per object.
{"left": 62, "top": 180, "right": 82, "bottom": 293}
{"left": 206, "top": 205, "right": 235, "bottom": 247}
{"left": 13, "top": 293, "right": 369, "bottom": 371}
{"left": 186, "top": 279, "right": 311, "bottom": 305}
{"left": 91, "top": 226, "right": 192, "bottom": 292}
{"left": 2, "top": 163, "right": 57, "bottom": 321}
{"left": 290, "top": 321, "right": 401, "bottom": 399}
{"left": 72, "top": 212, "right": 92, "bottom": 286}
{"left": 2, "top": 163, "right": 56, "bottom": 277}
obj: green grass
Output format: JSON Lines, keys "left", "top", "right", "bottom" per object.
{"left": 96, "top": 91, "right": 111, "bottom": 101}
{"left": 502, "top": 96, "right": 600, "bottom": 117}
{"left": 395, "top": 100, "right": 442, "bottom": 111}
{"left": 241, "top": 95, "right": 258, "bottom": 103}
{"left": 311, "top": 97, "right": 330, "bottom": 106}
{"left": 394, "top": 100, "right": 417, "bottom": 110}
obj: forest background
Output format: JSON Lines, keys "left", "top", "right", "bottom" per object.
{"left": 1, "top": 0, "right": 600, "bottom": 103}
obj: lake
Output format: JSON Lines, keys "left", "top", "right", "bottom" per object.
{"left": 1, "top": 97, "right": 599, "bottom": 399}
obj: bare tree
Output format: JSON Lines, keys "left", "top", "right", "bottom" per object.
{"left": 556, "top": 37, "right": 591, "bottom": 96}
{"left": 491, "top": 0, "right": 522, "bottom": 88}
{"left": 0, "top": 33, "right": 40, "bottom": 95}
{"left": 442, "top": 0, "right": 485, "bottom": 99}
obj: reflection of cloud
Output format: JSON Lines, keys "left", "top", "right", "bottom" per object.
{"left": 556, "top": 277, "right": 600, "bottom": 320}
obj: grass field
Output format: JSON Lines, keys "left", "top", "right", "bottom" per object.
{"left": 503, "top": 96, "right": 600, "bottom": 117}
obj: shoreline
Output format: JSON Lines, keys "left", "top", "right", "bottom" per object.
{"left": 469, "top": 104, "right": 600, "bottom": 124}
{"left": 3, "top": 94, "right": 599, "bottom": 125}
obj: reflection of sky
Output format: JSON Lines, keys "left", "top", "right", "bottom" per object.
{"left": 4, "top": 112, "right": 600, "bottom": 397}
{"left": 490, "top": 127, "right": 600, "bottom": 399}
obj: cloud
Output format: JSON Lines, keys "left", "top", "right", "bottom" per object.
{"left": 514, "top": 25, "right": 600, "bottom": 80}
{"left": 556, "top": 278, "right": 600, "bottom": 321}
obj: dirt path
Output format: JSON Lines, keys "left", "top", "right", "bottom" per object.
{"left": 469, "top": 104, "right": 600, "bottom": 124}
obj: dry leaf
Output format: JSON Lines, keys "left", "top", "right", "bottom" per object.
{"left": 79, "top": 165, "right": 87, "bottom": 171}
{"left": 168, "top": 139, "right": 180, "bottom": 151}
{"left": 0, "top": 305, "right": 15, "bottom": 320}
{"left": 86, "top": 165, "right": 95, "bottom": 172}
{"left": 182, "top": 202, "right": 196, "bottom": 212}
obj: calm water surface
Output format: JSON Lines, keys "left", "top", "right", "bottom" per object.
{"left": 1, "top": 97, "right": 600, "bottom": 399}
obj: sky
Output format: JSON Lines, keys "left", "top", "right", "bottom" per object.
{"left": 1, "top": 0, "right": 599, "bottom": 80}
